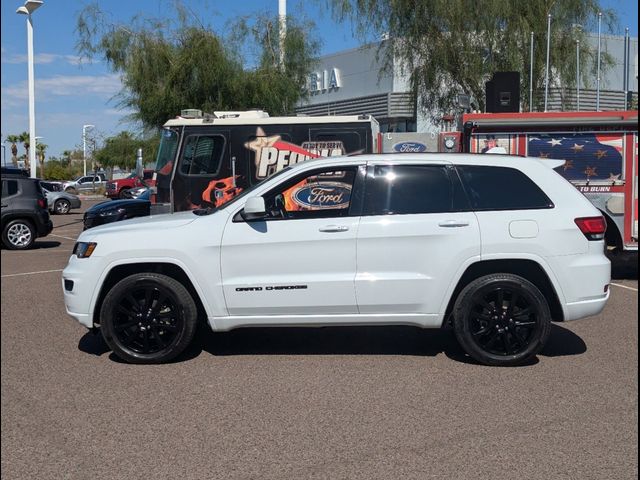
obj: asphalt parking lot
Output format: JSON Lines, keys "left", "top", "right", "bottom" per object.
{"left": 1, "top": 200, "right": 638, "bottom": 480}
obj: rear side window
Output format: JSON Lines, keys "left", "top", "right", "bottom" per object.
{"left": 363, "top": 165, "right": 467, "bottom": 215}
{"left": 456, "top": 165, "right": 553, "bottom": 210}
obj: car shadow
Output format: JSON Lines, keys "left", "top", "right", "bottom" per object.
{"left": 609, "top": 251, "right": 638, "bottom": 280}
{"left": 31, "top": 241, "right": 61, "bottom": 249}
{"left": 79, "top": 322, "right": 587, "bottom": 366}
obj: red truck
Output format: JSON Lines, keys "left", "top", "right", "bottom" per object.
{"left": 104, "top": 170, "right": 155, "bottom": 199}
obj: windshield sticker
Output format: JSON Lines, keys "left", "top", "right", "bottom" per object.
{"left": 245, "top": 127, "right": 346, "bottom": 179}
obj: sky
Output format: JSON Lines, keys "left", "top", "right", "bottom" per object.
{"left": 1, "top": 0, "right": 638, "bottom": 162}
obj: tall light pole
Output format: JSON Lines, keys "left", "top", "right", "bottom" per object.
{"left": 16, "top": 0, "right": 43, "bottom": 179}
{"left": 82, "top": 124, "right": 94, "bottom": 176}
{"left": 1, "top": 143, "right": 6, "bottom": 166}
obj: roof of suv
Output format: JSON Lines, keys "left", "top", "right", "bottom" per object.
{"left": 296, "top": 153, "right": 565, "bottom": 170}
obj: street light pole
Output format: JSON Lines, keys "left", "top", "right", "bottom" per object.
{"left": 82, "top": 124, "right": 94, "bottom": 176}
{"left": 16, "top": 0, "right": 43, "bottom": 179}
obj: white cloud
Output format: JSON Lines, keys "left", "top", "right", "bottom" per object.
{"left": 1, "top": 51, "right": 83, "bottom": 66}
{"left": 2, "top": 74, "right": 122, "bottom": 101}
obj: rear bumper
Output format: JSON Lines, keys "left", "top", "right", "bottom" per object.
{"left": 564, "top": 291, "right": 610, "bottom": 321}
{"left": 548, "top": 242, "right": 611, "bottom": 321}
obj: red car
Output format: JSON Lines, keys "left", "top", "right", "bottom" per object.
{"left": 104, "top": 170, "right": 155, "bottom": 199}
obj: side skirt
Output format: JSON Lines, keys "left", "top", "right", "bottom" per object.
{"left": 209, "top": 313, "right": 443, "bottom": 332}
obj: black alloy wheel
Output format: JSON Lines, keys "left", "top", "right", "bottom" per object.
{"left": 453, "top": 274, "right": 551, "bottom": 366}
{"left": 100, "top": 273, "right": 198, "bottom": 364}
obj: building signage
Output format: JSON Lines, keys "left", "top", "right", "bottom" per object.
{"left": 392, "top": 142, "right": 428, "bottom": 153}
{"left": 309, "top": 68, "right": 341, "bottom": 93}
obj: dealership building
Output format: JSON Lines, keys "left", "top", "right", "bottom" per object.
{"left": 296, "top": 33, "right": 638, "bottom": 143}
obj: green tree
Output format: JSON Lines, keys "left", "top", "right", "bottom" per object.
{"left": 94, "top": 131, "right": 159, "bottom": 170}
{"left": 6, "top": 134, "right": 20, "bottom": 166}
{"left": 18, "top": 132, "right": 30, "bottom": 171}
{"left": 328, "top": 0, "right": 616, "bottom": 116}
{"left": 36, "top": 142, "right": 48, "bottom": 177}
{"left": 76, "top": 2, "right": 319, "bottom": 129}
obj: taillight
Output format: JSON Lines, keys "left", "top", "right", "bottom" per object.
{"left": 38, "top": 198, "right": 46, "bottom": 209}
{"left": 575, "top": 216, "right": 606, "bottom": 241}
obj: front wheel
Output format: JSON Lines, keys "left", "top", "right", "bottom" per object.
{"left": 453, "top": 274, "right": 551, "bottom": 366}
{"left": 54, "top": 198, "right": 71, "bottom": 214}
{"left": 118, "top": 188, "right": 131, "bottom": 199}
{"left": 100, "top": 272, "right": 198, "bottom": 364}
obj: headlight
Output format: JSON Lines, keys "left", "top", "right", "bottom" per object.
{"left": 99, "top": 208, "right": 126, "bottom": 217}
{"left": 73, "top": 242, "right": 97, "bottom": 258}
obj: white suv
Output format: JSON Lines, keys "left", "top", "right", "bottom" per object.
{"left": 62, "top": 154, "right": 610, "bottom": 366}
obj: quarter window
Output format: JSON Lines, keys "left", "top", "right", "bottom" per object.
{"left": 456, "top": 166, "right": 554, "bottom": 210}
{"left": 179, "top": 135, "right": 225, "bottom": 175}
{"left": 363, "top": 165, "right": 462, "bottom": 215}
{"left": 1, "top": 180, "right": 19, "bottom": 197}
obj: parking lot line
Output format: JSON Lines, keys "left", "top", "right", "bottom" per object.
{"left": 49, "top": 233, "right": 78, "bottom": 241}
{"left": 610, "top": 282, "right": 638, "bottom": 292}
{"left": 1, "top": 269, "right": 63, "bottom": 278}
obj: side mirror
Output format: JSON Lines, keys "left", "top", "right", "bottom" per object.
{"left": 241, "top": 196, "right": 267, "bottom": 221}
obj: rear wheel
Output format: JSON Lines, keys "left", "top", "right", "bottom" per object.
{"left": 54, "top": 198, "right": 71, "bottom": 214}
{"left": 2, "top": 219, "right": 36, "bottom": 250}
{"left": 453, "top": 274, "right": 551, "bottom": 366}
{"left": 100, "top": 273, "right": 198, "bottom": 364}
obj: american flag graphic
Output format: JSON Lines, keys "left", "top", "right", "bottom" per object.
{"left": 527, "top": 133, "right": 624, "bottom": 182}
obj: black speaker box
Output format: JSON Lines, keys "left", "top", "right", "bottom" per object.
{"left": 485, "top": 72, "right": 520, "bottom": 113}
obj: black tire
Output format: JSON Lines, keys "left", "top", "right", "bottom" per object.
{"left": 100, "top": 272, "right": 198, "bottom": 364}
{"left": 54, "top": 198, "right": 71, "bottom": 214}
{"left": 453, "top": 273, "right": 551, "bottom": 366}
{"left": 118, "top": 188, "right": 130, "bottom": 199}
{"left": 2, "top": 219, "right": 36, "bottom": 250}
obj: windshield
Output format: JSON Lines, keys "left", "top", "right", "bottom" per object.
{"left": 155, "top": 128, "right": 179, "bottom": 175}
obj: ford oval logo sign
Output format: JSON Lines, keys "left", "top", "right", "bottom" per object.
{"left": 292, "top": 182, "right": 352, "bottom": 210}
{"left": 392, "top": 142, "right": 428, "bottom": 153}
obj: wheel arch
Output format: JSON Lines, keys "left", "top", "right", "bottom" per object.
{"left": 92, "top": 262, "right": 209, "bottom": 327}
{"left": 599, "top": 209, "right": 623, "bottom": 251}
{"left": 443, "top": 258, "right": 565, "bottom": 326}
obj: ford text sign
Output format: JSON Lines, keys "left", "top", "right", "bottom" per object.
{"left": 392, "top": 142, "right": 428, "bottom": 153}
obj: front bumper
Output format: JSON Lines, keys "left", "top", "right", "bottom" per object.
{"left": 62, "top": 256, "right": 103, "bottom": 328}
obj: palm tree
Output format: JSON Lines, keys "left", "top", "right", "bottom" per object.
{"left": 6, "top": 134, "right": 20, "bottom": 166}
{"left": 62, "top": 150, "right": 72, "bottom": 168}
{"left": 36, "top": 142, "right": 48, "bottom": 178}
{"left": 18, "top": 132, "right": 30, "bottom": 171}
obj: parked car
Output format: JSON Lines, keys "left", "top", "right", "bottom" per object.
{"left": 1, "top": 173, "right": 53, "bottom": 249}
{"left": 121, "top": 186, "right": 149, "bottom": 199}
{"left": 83, "top": 188, "right": 151, "bottom": 230}
{"left": 41, "top": 185, "right": 82, "bottom": 214}
{"left": 63, "top": 154, "right": 610, "bottom": 365}
{"left": 105, "top": 170, "right": 155, "bottom": 199}
{"left": 62, "top": 174, "right": 107, "bottom": 194}
{"left": 40, "top": 180, "right": 63, "bottom": 192}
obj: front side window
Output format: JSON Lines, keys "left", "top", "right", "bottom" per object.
{"left": 263, "top": 167, "right": 358, "bottom": 220}
{"left": 363, "top": 164, "right": 461, "bottom": 215}
{"left": 457, "top": 165, "right": 554, "bottom": 210}
{"left": 179, "top": 135, "right": 225, "bottom": 176}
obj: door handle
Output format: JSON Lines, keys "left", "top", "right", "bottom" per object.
{"left": 319, "top": 225, "right": 349, "bottom": 233}
{"left": 438, "top": 220, "right": 470, "bottom": 228}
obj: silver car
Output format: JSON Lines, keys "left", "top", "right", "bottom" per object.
{"left": 42, "top": 187, "right": 82, "bottom": 214}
